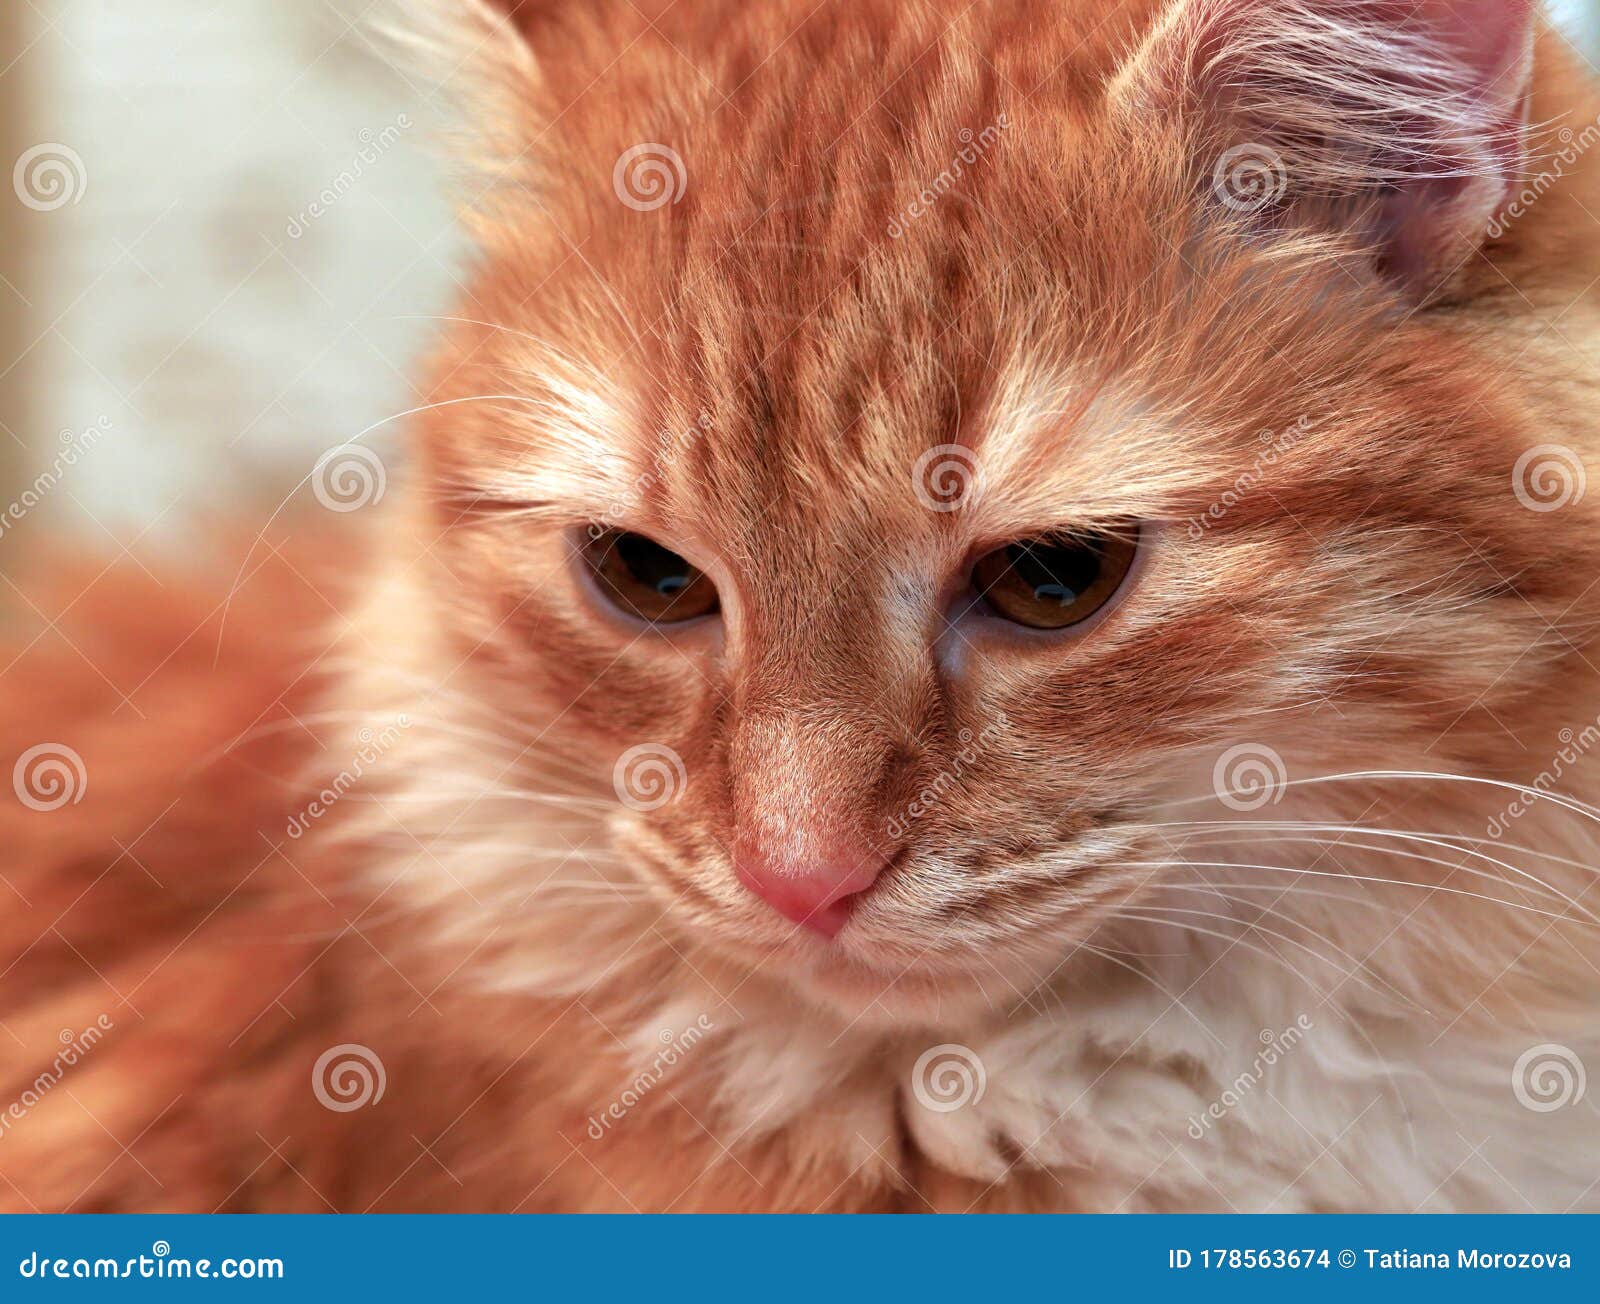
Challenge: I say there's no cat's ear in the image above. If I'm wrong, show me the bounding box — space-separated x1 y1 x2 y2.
1113 0 1535 296
476 0 556 43
384 0 542 72
379 1 545 184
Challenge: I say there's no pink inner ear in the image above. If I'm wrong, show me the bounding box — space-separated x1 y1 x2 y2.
1169 0 1538 290
1389 0 1535 167
1356 1 1536 283
1196 0 1533 77
1200 0 1536 165
1402 0 1534 81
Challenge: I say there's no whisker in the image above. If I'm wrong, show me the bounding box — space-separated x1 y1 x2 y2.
1158 827 1583 911
346 790 611 809
1094 907 1330 994
1120 859 1600 928
1128 818 1599 919
1069 941 1230 1047
1160 879 1405 914
1111 901 1425 1013
1175 769 1600 828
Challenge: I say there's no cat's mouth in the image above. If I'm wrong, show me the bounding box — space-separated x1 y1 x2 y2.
653 878 1123 1026
682 921 1007 1023
616 818 1150 1023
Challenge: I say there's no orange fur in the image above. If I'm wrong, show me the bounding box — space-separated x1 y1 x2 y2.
5 0 1600 1211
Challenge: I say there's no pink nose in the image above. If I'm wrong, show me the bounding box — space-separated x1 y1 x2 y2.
734 838 889 938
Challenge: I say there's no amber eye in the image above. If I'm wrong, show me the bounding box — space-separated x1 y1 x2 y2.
582 529 719 624
970 527 1139 629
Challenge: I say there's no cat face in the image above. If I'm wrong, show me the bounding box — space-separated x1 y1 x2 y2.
403 0 1597 1020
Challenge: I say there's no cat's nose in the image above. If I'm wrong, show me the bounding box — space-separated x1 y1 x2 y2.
733 838 890 938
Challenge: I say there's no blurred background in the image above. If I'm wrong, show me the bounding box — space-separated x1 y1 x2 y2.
0 0 1598 557
0 0 464 565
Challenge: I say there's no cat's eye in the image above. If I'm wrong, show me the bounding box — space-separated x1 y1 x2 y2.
969 527 1139 630
581 529 719 624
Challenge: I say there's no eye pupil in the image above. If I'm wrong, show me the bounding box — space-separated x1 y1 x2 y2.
615 532 694 596
971 528 1138 630
583 529 719 624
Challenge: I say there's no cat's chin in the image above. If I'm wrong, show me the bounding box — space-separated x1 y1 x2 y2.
705 935 1023 1030
783 959 1000 1028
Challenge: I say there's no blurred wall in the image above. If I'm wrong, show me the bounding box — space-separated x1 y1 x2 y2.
0 4 33 513
1555 0 1600 60
6 0 461 551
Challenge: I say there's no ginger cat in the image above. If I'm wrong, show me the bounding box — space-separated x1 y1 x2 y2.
4 0 1600 1211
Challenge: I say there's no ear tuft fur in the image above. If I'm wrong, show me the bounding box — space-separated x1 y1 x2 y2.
1115 0 1536 292
367 0 545 191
